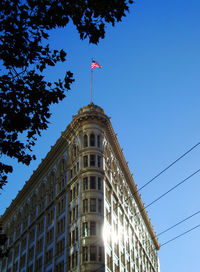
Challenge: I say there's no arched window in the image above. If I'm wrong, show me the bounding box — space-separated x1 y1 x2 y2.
84 135 88 148
90 133 95 146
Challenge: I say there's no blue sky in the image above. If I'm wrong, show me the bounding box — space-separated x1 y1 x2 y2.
1 0 200 271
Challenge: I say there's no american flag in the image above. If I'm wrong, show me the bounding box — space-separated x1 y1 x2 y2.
91 60 102 69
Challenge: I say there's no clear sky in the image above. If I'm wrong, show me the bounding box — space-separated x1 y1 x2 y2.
1 0 200 271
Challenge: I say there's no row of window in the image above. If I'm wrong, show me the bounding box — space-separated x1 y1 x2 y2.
83 134 101 148
10 197 66 244
68 251 78 269
69 182 79 202
83 198 102 213
69 227 78 246
83 176 101 190
82 221 99 237
82 246 103 262
69 205 78 223
83 154 101 168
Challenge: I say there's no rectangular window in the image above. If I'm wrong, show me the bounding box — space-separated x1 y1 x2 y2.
90 176 96 189
97 156 101 167
83 246 88 262
73 187 76 199
69 211 72 224
83 177 88 190
98 199 102 213
98 247 103 262
83 222 88 237
90 246 96 261
90 198 96 212
90 134 95 146
98 177 101 190
84 135 88 148
97 135 100 148
83 156 88 167
83 199 88 213
70 190 72 202
90 221 96 236
90 155 95 166
75 227 78 241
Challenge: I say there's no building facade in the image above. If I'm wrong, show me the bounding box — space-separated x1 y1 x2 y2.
0 104 160 272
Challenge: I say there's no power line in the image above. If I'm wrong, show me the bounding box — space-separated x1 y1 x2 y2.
114 142 200 217
157 210 200 237
142 168 200 212
138 142 200 192
160 223 200 247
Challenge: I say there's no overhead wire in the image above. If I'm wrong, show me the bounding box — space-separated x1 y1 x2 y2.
160 223 200 247
156 209 200 237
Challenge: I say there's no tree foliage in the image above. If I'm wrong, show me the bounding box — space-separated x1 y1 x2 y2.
0 0 133 189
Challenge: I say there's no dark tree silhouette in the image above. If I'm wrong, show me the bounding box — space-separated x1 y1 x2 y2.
0 0 133 189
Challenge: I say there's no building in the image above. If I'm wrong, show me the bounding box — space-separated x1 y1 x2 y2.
0 103 160 272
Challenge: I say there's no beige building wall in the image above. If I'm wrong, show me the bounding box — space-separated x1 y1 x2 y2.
0 104 160 272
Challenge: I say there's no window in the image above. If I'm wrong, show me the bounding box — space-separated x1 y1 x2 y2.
27 265 33 272
90 155 95 166
90 176 96 189
83 246 88 262
98 247 103 262
46 228 54 244
56 238 65 256
97 156 101 167
69 211 72 224
75 227 78 241
76 183 79 196
36 256 43 271
28 246 34 260
90 246 96 261
90 133 95 146
90 198 96 212
55 260 64 272
14 244 19 258
97 135 100 148
69 190 72 202
73 187 76 199
83 222 88 237
98 199 102 213
90 221 96 236
45 248 53 264
98 177 101 190
107 254 113 270
57 216 65 235
13 261 18 272
47 208 54 225
57 196 65 215
83 199 88 213
84 135 88 147
83 177 88 190
37 218 44 234
83 155 88 167
37 237 43 252
20 253 26 268
21 236 27 250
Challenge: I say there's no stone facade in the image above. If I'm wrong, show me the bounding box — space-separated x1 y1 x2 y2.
0 104 160 272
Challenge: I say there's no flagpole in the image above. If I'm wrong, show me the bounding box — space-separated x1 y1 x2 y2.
91 67 93 104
